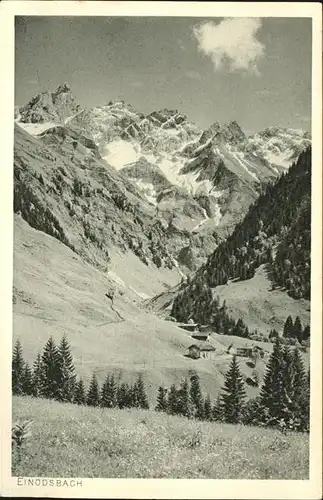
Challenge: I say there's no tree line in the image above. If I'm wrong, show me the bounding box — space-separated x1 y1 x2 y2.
171 148 311 326
12 336 309 432
156 340 309 432
12 336 149 410
269 315 310 344
173 282 310 344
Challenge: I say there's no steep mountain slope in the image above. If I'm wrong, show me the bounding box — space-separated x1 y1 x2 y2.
14 118 220 295
170 148 311 334
14 215 273 402
14 123 178 273
16 84 311 249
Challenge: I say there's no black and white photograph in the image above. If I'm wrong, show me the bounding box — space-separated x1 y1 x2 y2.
0 1 322 499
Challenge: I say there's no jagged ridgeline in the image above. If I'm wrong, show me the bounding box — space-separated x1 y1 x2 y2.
172 147 311 324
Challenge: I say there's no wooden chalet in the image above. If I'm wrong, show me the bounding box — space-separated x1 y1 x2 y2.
188 342 216 360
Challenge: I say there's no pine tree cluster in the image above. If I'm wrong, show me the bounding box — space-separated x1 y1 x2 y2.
12 337 149 410
282 315 310 343
221 345 309 432
12 336 76 401
171 148 311 325
85 372 150 410
13 337 309 433
253 340 310 432
155 371 214 421
155 346 309 433
172 293 260 339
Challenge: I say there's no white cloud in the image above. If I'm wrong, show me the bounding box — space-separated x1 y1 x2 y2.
193 18 265 75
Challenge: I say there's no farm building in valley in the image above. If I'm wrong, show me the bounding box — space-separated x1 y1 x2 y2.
177 323 211 340
188 342 216 360
236 347 254 357
227 345 265 358
191 331 209 341
177 322 199 333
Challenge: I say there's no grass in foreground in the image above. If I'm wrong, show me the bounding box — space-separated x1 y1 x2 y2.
12 396 309 479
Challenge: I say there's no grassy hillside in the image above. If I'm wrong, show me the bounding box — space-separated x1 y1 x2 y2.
213 265 310 334
15 214 303 402
147 265 310 336
12 396 309 479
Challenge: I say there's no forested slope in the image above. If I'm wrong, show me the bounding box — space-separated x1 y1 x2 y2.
171 148 311 327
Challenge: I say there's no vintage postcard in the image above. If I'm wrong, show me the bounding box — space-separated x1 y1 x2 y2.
0 1 322 498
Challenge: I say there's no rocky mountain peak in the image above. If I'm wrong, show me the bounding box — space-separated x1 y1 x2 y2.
53 82 72 95
199 120 246 146
199 122 221 144
219 120 246 144
147 109 188 128
19 83 80 125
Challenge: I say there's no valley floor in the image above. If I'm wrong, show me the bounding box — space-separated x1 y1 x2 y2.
12 396 309 479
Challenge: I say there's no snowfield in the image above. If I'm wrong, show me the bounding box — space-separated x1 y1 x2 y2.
103 139 141 169
15 121 58 136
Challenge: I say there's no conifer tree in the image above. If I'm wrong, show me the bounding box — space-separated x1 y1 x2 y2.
57 335 76 402
100 374 117 408
74 378 86 405
12 339 25 395
221 356 246 423
203 394 212 421
300 368 310 432
167 384 179 415
233 318 248 338
117 382 132 409
291 349 309 430
302 325 310 342
133 373 149 409
269 328 279 340
22 362 33 396
177 379 194 418
283 315 294 338
293 316 303 342
282 345 294 397
242 396 262 426
155 386 168 412
40 336 61 400
291 349 306 394
128 382 138 408
32 353 43 397
189 371 204 419
86 373 100 407
259 339 286 424
212 396 223 421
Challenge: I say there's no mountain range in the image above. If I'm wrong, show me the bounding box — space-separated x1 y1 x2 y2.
13 83 311 401
15 83 311 269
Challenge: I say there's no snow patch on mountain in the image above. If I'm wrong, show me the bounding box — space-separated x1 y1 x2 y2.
231 151 260 182
16 121 58 136
264 150 294 169
157 156 215 195
102 137 215 197
103 139 141 169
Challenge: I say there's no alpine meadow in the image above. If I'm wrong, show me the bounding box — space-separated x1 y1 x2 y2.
12 15 314 481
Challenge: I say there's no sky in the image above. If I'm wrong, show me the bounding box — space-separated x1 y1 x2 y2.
15 16 312 134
